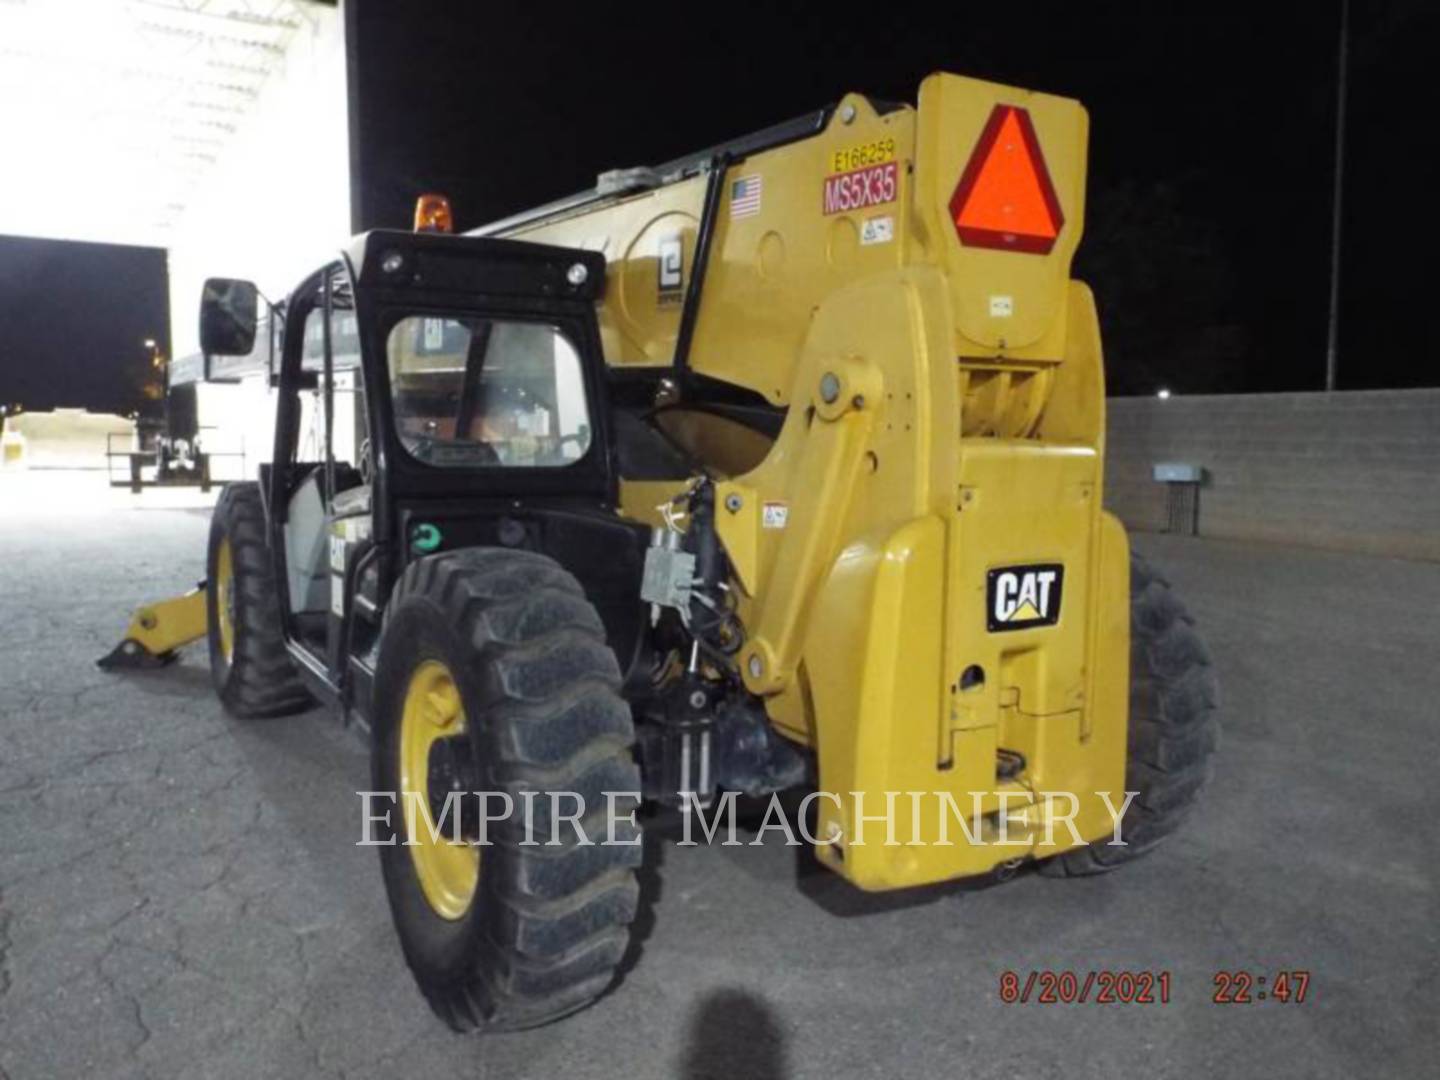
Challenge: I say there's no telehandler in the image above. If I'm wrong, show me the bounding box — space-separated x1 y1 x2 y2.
103 73 1219 1030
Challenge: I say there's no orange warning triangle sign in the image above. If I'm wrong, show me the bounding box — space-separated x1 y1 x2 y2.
949 105 1065 255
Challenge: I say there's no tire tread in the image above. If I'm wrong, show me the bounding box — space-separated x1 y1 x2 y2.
377 547 641 1032
207 482 314 718
1039 551 1219 878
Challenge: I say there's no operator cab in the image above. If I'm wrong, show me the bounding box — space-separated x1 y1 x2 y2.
199 229 644 723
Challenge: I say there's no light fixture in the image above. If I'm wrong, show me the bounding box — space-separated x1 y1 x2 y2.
1157 388 1171 400
413 194 453 233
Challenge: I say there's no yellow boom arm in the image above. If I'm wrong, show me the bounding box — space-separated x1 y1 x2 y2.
495 73 1130 888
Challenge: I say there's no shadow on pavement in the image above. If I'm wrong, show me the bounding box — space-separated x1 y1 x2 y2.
615 817 666 982
680 988 789 1080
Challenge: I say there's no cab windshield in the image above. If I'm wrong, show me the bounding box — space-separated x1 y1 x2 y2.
386 315 592 468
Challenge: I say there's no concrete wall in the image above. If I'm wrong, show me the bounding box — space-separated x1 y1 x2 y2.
1104 389 1440 561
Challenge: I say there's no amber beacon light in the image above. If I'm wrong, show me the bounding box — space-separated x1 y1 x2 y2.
413 193 454 233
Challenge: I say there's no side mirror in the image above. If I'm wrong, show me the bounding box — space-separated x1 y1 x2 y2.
199 277 259 357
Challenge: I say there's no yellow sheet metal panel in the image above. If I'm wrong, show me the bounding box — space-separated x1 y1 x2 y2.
99 587 208 669
703 267 951 696
735 357 881 695
712 480 760 595
128 589 208 653
617 256 1118 888
654 409 774 477
507 72 1086 430
944 440 1098 740
912 72 1088 360
1035 280 1105 447
690 95 913 403
728 269 1111 888
617 479 693 529
800 508 1131 890
512 72 1123 889
507 93 915 406
1072 511 1131 837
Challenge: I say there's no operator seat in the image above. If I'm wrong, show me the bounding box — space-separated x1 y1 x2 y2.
283 465 367 615
284 470 330 614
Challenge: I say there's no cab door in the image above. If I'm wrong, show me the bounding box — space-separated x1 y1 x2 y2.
268 261 372 691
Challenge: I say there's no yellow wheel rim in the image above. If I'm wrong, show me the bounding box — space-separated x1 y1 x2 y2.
400 659 480 919
215 538 235 664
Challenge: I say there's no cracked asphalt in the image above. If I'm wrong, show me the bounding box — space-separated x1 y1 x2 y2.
1 470 1437 1079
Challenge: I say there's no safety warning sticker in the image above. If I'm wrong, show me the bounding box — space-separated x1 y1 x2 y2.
762 502 789 529
860 215 895 245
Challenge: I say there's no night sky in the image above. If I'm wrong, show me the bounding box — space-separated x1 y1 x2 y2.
347 0 1437 396
0 235 169 415
1 1 1434 415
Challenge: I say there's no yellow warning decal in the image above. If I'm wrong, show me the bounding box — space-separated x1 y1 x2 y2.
828 137 896 175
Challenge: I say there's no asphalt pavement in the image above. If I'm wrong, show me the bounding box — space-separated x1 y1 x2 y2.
1 470 1436 1079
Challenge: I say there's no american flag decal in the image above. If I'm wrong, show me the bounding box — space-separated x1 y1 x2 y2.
729 174 762 218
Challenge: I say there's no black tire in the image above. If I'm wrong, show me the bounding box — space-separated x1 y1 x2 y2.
206 482 315 718
372 547 643 1032
1039 551 1220 876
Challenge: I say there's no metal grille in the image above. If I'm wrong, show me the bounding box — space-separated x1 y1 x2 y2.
1164 482 1201 536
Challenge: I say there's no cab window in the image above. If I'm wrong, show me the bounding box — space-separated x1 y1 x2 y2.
386 316 591 468
298 304 365 472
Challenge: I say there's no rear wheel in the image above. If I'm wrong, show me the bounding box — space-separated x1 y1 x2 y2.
372 547 643 1031
1039 551 1220 876
206 482 314 718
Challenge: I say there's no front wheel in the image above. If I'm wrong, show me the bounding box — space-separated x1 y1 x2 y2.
372 548 643 1031
206 482 314 718
1040 551 1220 876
